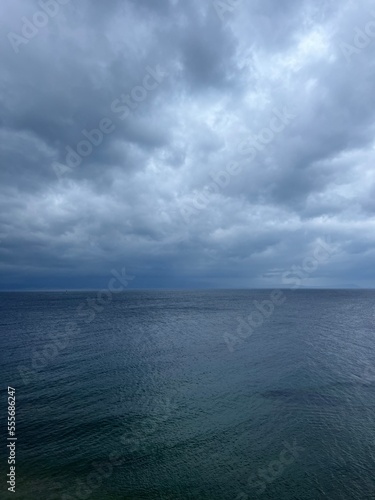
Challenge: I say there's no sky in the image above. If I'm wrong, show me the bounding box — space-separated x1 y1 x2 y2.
1 0 375 290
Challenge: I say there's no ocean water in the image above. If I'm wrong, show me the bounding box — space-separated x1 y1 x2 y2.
1 290 375 499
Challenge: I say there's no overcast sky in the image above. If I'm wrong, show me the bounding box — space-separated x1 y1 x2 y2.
1 0 375 290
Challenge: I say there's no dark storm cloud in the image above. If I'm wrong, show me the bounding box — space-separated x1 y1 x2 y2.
1 0 375 289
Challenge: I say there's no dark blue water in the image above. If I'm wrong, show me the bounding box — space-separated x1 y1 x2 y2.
1 290 375 499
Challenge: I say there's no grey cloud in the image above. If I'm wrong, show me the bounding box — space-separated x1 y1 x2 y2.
1 0 375 289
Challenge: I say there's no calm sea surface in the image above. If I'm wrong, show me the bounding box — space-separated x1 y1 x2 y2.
1 290 375 499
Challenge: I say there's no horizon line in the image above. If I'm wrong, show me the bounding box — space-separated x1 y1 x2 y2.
0 287 372 293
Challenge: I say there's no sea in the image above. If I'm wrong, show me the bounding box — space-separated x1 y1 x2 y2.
1 290 375 499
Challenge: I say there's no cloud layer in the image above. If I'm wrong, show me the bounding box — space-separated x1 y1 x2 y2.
1 0 375 289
